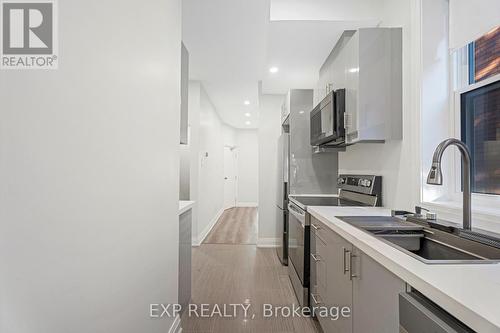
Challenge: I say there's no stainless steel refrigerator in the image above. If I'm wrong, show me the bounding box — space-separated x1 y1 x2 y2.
276 132 289 265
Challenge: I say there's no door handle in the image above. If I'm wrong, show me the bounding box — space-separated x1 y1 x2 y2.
349 253 358 280
343 247 349 274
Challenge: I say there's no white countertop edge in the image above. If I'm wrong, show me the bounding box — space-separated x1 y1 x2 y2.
307 206 500 333
179 201 195 215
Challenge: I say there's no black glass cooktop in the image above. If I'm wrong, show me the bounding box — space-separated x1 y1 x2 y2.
289 196 369 208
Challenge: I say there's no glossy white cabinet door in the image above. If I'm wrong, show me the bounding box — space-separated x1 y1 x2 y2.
344 32 359 144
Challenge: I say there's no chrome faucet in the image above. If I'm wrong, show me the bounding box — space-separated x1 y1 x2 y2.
426 138 472 230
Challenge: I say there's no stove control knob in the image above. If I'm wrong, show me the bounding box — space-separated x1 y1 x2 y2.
358 179 372 187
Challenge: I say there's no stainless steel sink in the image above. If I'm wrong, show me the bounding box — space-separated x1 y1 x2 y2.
337 216 500 264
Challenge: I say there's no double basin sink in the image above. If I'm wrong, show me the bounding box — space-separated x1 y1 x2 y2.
338 216 500 264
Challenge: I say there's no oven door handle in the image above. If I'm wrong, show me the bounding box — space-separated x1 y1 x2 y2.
288 203 306 225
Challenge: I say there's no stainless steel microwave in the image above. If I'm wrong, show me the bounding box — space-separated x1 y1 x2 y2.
310 89 346 146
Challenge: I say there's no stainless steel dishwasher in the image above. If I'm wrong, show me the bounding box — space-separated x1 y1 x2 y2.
399 291 474 333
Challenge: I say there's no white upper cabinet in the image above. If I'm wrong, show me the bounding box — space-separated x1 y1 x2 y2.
346 28 402 144
344 32 359 144
317 28 403 144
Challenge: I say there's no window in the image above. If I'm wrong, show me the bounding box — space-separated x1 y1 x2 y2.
453 26 500 90
461 80 500 195
453 25 500 197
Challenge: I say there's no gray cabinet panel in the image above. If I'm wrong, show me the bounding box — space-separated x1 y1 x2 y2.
180 42 189 144
310 226 318 296
326 230 353 333
310 217 352 333
352 247 406 333
178 209 192 313
311 217 405 333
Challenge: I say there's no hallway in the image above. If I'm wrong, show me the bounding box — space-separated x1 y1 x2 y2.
204 207 258 245
182 208 320 332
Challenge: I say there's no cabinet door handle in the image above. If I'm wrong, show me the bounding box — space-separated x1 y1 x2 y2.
311 293 323 305
311 223 320 230
349 253 358 280
343 247 349 274
311 253 321 262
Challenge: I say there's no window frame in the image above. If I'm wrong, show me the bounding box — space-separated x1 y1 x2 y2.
451 73 500 205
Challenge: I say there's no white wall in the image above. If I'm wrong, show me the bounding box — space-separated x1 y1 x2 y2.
335 0 420 211
421 0 452 203
223 124 237 147
258 94 284 246
0 0 182 332
236 130 259 205
192 83 226 243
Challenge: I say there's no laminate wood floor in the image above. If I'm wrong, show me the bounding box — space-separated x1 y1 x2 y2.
204 207 258 245
181 244 321 333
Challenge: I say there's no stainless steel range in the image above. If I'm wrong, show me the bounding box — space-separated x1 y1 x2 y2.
287 174 382 307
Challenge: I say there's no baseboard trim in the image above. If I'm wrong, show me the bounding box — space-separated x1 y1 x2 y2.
192 207 224 246
235 202 258 207
257 237 280 248
169 314 182 333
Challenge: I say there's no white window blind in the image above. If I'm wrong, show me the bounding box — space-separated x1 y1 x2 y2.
449 0 500 50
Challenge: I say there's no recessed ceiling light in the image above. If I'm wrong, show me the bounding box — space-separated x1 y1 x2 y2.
348 67 359 73
269 66 279 73
299 110 305 114
245 121 251 125
245 112 251 117
244 100 250 105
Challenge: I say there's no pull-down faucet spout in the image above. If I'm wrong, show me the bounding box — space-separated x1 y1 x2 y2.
426 138 472 230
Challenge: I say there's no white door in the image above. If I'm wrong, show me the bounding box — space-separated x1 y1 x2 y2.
223 147 237 209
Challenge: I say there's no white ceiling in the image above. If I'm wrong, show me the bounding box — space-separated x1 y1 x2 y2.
269 0 384 21
262 20 379 95
182 0 382 129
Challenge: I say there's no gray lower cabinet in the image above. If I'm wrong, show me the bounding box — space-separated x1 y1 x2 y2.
310 216 405 333
178 209 192 314
351 247 406 333
311 218 352 332
326 226 353 333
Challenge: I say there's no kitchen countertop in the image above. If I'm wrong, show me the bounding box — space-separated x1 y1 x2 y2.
179 201 195 215
307 206 500 333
